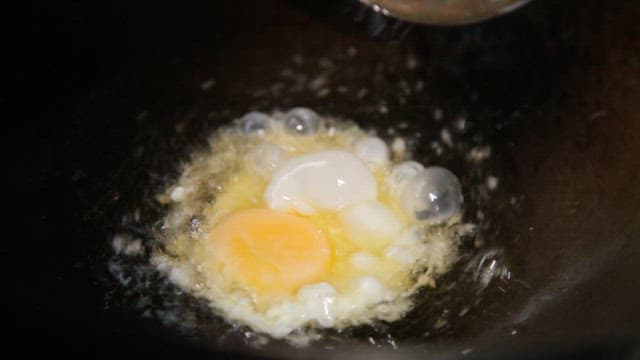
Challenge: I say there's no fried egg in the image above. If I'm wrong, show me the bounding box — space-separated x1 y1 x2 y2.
153 108 463 340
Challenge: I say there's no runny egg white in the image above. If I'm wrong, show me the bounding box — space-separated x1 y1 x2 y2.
153 108 463 340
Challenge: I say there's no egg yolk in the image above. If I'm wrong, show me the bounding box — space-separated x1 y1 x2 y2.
207 209 332 298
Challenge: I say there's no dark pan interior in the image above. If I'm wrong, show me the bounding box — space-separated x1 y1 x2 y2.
9 0 639 358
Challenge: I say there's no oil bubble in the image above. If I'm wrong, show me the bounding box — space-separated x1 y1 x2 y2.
387 161 425 197
402 166 462 222
354 137 390 167
240 112 271 135
284 108 320 135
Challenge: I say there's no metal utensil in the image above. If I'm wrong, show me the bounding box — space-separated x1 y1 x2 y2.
360 0 532 25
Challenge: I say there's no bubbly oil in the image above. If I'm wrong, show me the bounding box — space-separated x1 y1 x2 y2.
150 113 460 340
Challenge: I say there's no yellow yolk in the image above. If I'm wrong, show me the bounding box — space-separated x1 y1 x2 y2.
206 209 332 299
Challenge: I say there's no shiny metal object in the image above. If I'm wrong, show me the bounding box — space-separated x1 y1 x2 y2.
360 0 532 25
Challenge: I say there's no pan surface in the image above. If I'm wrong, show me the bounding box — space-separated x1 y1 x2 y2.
8 0 639 358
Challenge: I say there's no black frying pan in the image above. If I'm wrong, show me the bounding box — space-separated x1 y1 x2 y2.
9 0 640 358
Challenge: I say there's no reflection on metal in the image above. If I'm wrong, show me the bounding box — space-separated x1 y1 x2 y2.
360 0 532 25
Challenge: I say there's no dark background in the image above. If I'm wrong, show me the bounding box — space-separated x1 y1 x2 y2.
5 0 640 358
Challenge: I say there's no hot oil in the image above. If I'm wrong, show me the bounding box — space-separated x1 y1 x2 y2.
106 40 515 350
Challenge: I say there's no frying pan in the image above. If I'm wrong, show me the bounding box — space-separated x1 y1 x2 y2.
9 0 639 358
